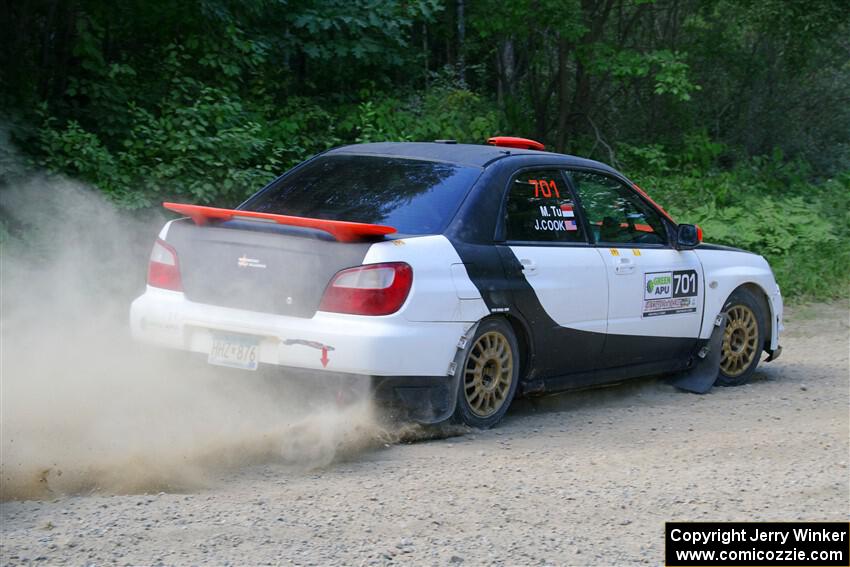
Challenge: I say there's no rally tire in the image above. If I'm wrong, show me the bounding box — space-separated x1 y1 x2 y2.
453 318 520 429
716 287 765 387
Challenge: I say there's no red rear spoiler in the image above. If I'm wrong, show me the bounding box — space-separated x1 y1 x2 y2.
162 203 397 242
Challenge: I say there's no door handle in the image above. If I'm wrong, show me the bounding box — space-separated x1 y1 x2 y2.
520 258 538 275
615 257 636 275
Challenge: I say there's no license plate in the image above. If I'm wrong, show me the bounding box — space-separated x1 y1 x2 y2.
208 333 260 371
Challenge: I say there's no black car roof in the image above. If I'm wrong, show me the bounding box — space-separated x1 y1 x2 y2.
326 142 618 173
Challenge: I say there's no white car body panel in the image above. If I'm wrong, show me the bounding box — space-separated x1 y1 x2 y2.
508 245 608 334
361 235 489 323
695 249 783 349
132 234 784 376
132 225 783 380
601 247 705 338
131 286 473 377
158 219 175 240
131 234 487 377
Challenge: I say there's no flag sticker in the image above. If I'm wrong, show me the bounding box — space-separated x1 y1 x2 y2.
534 200 579 233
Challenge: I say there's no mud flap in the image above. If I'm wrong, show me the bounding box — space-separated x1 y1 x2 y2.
382 322 479 425
671 314 727 394
423 321 479 424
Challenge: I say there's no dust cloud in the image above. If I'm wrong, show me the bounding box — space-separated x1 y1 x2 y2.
0 169 417 501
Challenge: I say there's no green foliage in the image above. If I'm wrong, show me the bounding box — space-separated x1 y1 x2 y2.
589 47 701 102
630 157 850 301
686 197 834 258
38 81 286 208
289 0 442 63
35 79 498 208
2 0 848 302
680 131 725 171
472 0 585 40
648 51 702 102
346 84 500 144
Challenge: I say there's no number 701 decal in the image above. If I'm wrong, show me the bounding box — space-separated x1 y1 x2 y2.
643 269 699 317
673 271 697 297
529 179 560 198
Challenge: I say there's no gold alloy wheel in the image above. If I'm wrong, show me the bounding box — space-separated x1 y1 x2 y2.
720 304 759 377
463 331 514 418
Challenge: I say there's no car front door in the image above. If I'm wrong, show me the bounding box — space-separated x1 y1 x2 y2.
567 169 704 368
498 168 609 378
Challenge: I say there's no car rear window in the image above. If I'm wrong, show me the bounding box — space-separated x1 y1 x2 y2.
242 154 481 235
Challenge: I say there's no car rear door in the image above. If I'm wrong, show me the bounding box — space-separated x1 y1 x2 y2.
497 168 609 377
566 169 704 368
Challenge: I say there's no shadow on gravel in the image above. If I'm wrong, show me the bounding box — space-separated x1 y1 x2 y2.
505 365 777 422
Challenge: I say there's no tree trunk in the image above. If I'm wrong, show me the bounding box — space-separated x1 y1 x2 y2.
555 36 571 153
423 22 429 88
496 39 516 106
457 0 466 85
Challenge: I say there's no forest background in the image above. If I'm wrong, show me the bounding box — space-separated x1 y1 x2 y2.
1 0 848 299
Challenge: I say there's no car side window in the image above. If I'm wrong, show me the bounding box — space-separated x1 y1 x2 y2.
567 170 667 245
505 170 585 243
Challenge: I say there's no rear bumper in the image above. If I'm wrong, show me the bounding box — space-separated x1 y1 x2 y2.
371 374 457 423
244 365 458 424
130 286 470 378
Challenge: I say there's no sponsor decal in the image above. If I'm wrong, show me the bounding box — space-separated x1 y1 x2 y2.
645 273 673 297
643 269 699 317
237 254 267 269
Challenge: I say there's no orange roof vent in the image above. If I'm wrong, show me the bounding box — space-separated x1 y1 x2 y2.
487 136 545 151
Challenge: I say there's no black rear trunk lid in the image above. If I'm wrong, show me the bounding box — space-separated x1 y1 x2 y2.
166 220 371 318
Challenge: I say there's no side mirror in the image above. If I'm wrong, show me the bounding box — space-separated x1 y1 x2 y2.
676 224 703 249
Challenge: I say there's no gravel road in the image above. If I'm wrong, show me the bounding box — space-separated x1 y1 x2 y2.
2 301 848 566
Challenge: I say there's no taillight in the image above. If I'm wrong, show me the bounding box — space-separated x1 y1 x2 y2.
319 262 413 316
147 238 183 291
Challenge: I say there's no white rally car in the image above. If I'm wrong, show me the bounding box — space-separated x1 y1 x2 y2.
131 137 783 428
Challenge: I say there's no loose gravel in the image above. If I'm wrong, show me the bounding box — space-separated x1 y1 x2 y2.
2 302 848 566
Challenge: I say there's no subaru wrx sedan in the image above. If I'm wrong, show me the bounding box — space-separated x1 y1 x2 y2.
131 138 783 428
